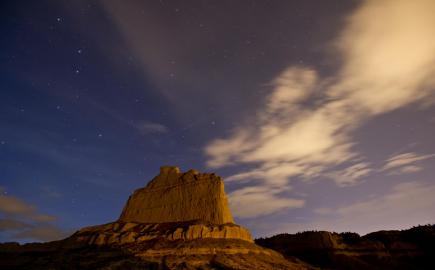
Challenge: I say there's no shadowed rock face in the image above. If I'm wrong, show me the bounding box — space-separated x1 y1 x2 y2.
256 225 435 270
119 166 235 225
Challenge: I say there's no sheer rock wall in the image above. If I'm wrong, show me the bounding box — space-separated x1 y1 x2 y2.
119 166 234 225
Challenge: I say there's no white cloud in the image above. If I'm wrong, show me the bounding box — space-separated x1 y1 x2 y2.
229 186 304 218
206 0 435 217
332 0 435 115
381 152 435 174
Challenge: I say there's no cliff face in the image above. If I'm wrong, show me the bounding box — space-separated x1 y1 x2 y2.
119 166 234 224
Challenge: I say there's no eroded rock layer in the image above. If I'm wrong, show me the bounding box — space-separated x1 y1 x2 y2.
70 220 253 246
119 166 234 224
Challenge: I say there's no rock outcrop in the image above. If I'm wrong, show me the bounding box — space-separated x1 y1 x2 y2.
119 166 234 225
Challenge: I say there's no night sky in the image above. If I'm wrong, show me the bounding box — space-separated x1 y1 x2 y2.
1 0 435 243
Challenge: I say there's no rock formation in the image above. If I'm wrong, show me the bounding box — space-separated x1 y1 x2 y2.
69 166 250 246
119 166 234 224
0 166 314 269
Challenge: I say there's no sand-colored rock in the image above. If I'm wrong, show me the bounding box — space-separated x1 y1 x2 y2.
70 220 253 245
119 166 234 224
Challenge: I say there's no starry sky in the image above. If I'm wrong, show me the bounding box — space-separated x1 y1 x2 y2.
1 0 435 243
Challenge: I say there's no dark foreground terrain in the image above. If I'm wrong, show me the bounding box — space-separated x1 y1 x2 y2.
0 238 312 270
0 221 312 270
256 224 435 270
1 224 434 269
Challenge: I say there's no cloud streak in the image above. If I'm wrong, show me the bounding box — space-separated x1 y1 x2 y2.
0 191 56 223
0 187 70 242
229 186 304 218
134 121 168 134
381 152 435 175
205 0 435 217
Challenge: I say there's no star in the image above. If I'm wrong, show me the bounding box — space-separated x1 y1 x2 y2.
98 133 103 137
77 49 82 54
0 141 5 145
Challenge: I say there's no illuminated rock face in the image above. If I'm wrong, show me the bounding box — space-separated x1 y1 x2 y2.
118 166 235 225
72 221 253 245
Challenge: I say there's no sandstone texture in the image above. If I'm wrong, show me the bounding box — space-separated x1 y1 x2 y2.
70 220 253 245
119 166 234 225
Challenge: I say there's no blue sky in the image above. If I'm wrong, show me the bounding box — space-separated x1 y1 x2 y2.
1 0 435 242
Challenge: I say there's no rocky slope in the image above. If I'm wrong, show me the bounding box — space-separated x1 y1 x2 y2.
256 224 435 270
0 237 313 270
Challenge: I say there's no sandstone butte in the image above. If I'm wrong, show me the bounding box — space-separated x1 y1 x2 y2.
0 166 313 270
119 166 235 225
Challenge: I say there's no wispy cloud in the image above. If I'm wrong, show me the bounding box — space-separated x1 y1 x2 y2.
134 120 168 134
205 0 435 217
0 187 70 242
0 219 31 231
327 162 372 187
85 97 168 136
261 181 435 236
0 191 56 223
381 152 435 175
229 186 304 218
